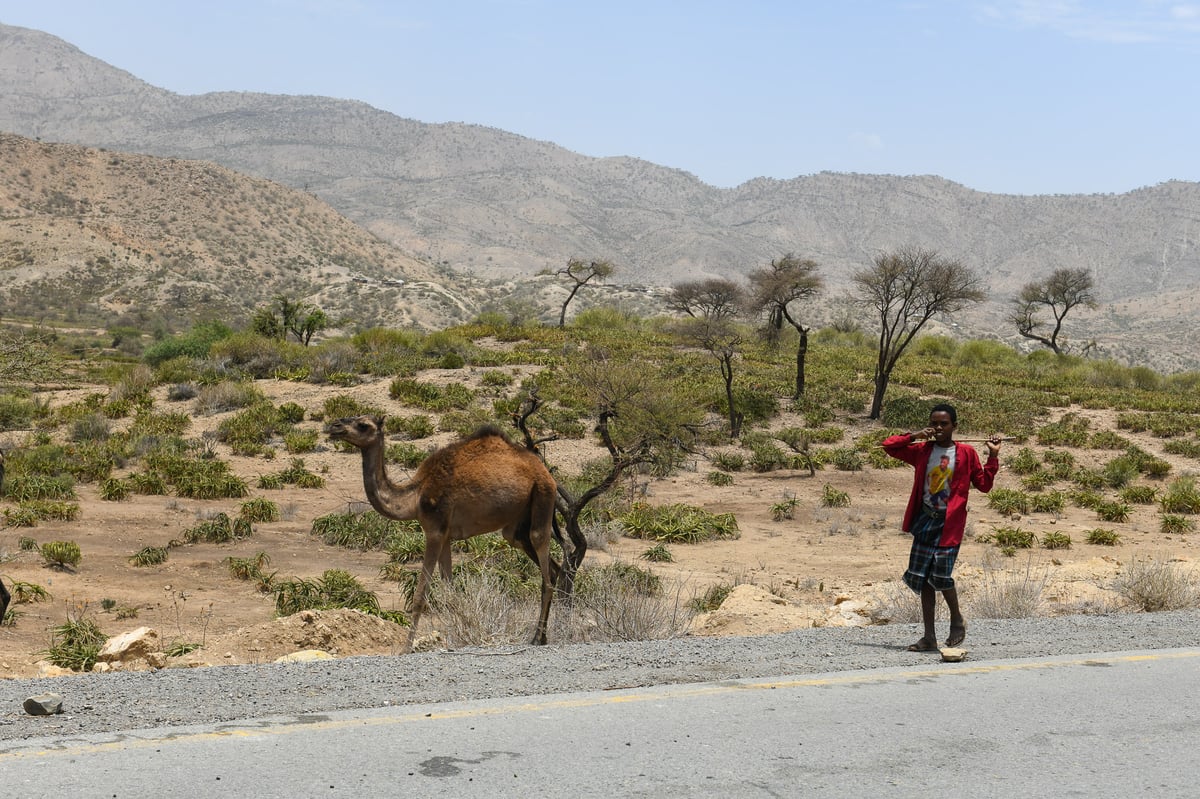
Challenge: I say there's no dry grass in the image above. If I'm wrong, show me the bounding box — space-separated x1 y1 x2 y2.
965 553 1049 619
1113 554 1200 612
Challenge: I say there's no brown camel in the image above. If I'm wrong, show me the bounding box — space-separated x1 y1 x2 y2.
326 415 562 645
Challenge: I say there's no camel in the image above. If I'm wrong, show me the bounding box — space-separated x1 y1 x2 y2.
326 416 563 645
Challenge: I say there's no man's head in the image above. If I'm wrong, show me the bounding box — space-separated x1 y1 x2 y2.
929 403 957 446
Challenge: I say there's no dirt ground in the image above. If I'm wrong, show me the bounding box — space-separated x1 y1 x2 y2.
2 375 1197 679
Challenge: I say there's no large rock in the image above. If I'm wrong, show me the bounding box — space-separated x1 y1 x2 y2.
23 693 63 715
98 627 160 664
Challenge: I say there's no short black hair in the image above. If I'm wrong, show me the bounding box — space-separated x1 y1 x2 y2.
930 402 957 425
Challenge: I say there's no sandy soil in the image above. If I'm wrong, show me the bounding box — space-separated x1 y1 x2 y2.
2 375 1197 679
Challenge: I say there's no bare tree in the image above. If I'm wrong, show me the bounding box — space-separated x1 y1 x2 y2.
747 254 823 399
852 247 984 419
1010 267 1096 355
552 259 615 328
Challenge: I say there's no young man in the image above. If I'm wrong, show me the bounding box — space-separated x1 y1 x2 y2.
882 403 1001 651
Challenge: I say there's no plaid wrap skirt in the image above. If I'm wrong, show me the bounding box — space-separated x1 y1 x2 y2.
903 505 959 592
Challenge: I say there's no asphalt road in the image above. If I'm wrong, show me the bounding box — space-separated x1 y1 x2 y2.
3 648 1197 798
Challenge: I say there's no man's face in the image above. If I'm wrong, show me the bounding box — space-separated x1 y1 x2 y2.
929 411 956 445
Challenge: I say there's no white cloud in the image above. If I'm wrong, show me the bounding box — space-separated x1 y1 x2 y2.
979 0 1200 44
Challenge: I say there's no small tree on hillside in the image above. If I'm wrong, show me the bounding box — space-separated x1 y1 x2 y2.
251 295 328 346
1010 267 1097 355
669 278 747 439
852 247 984 419
551 259 615 328
747 254 823 399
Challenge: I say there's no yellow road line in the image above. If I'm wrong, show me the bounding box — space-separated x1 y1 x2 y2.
4 649 1197 762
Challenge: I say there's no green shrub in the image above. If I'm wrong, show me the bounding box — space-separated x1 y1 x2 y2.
239 497 281 523
1160 476 1200 514
820 484 851 508
1120 485 1159 504
689 582 734 613
129 546 169 566
388 415 436 440
831 447 863 472
273 569 382 616
1095 501 1132 523
1085 528 1120 545
386 442 429 469
283 429 319 453
640 543 674 563
1040 531 1071 550
1008 447 1042 475
312 510 421 551
706 471 734 486
619 502 740 543
711 451 745 472
749 439 788 472
1160 514 1196 535
770 496 800 521
143 321 233 366
987 488 1029 517
182 512 253 544
320 394 385 422
980 526 1036 549
40 614 107 671
99 478 131 501
41 540 83 568
1020 470 1056 492
1029 491 1066 514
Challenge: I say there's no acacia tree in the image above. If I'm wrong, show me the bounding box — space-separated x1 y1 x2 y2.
1010 267 1096 355
551 259 615 328
669 278 746 438
513 355 703 595
251 295 328 346
747 254 823 399
852 247 984 419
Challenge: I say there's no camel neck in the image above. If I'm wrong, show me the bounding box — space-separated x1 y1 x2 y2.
358 437 419 520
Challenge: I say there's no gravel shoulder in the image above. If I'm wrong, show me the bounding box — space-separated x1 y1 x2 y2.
3 610 1198 742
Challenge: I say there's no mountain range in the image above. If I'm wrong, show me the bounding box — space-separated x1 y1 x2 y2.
1 22 1198 371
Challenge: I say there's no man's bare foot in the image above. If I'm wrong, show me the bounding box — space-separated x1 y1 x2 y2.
906 637 938 652
946 623 967 647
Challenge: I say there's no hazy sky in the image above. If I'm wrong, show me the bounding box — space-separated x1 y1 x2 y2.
4 1 1198 195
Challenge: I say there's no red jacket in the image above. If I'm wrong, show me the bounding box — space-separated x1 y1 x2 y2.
881 434 998 547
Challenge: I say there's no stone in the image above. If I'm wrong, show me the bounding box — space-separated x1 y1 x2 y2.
940 647 967 662
36 661 74 678
23 693 64 716
98 627 160 664
274 649 333 664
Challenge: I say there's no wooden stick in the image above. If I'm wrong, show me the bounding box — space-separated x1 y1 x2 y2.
872 437 1015 448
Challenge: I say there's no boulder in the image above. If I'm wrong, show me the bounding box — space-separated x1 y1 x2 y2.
23 693 63 716
98 627 161 664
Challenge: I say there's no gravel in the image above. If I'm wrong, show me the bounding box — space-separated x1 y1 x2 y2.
3 610 1198 741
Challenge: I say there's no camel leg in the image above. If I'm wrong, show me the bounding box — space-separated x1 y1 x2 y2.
406 533 449 648
0 578 9 625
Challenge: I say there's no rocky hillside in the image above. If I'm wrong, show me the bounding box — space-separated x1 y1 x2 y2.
0 132 470 330
2 23 1200 369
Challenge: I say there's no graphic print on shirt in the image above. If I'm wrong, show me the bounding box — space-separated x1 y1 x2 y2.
923 445 956 511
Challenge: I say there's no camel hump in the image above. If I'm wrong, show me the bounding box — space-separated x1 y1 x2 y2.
465 424 511 444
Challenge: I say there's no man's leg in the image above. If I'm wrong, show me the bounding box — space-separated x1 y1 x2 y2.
943 587 966 646
906 582 939 650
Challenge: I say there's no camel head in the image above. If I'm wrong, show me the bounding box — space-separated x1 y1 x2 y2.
326 415 385 450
